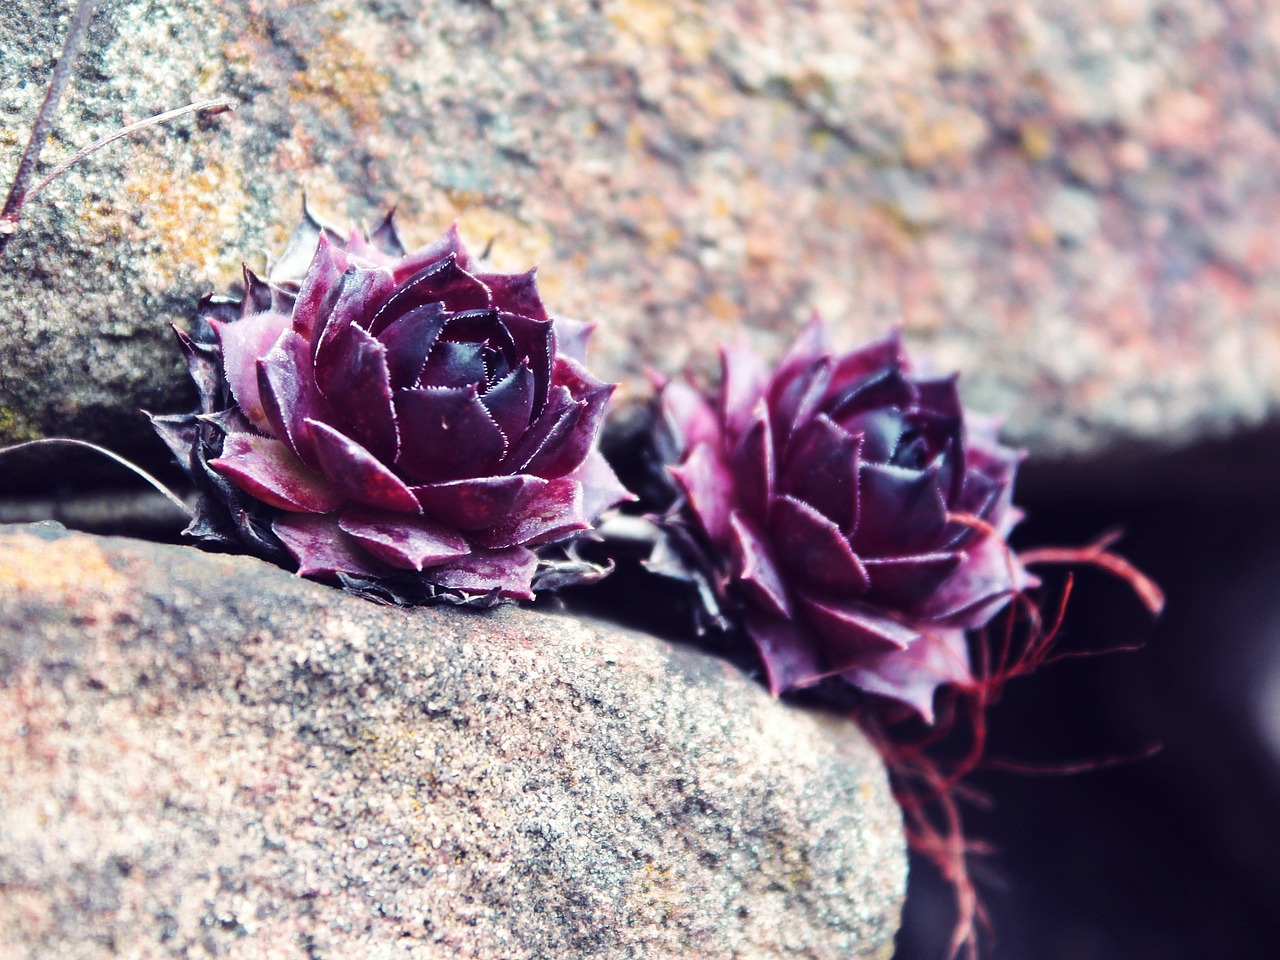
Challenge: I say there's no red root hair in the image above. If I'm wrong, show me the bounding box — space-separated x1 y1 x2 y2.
856 527 1163 959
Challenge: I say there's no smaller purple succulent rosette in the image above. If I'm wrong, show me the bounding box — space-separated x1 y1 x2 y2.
653 323 1038 720
150 202 630 604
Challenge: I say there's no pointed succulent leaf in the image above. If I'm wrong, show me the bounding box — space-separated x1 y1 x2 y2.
670 442 734 546
315 322 399 462
769 355 832 441
377 301 447 390
388 222 474 283
919 533 1036 628
170 324 224 414
913 373 963 420
210 432 345 513
863 552 966 610
718 340 768 441
744 608 826 696
572 448 636 521
241 265 275 316
847 407 905 463
338 507 471 570
342 228 398 267
473 477 588 550
273 512 388 579
827 364 915 426
504 384 580 475
290 233 348 339
305 418 421 514
827 327 907 392
728 512 791 619
965 440 1023 524
429 547 540 600
520 356 613 478
312 265 397 368
257 330 334 468
394 386 507 483
438 309 517 360
660 379 722 456
731 402 774 519
419 339 491 389
195 293 241 332
940 469 1002 551
797 595 918 662
477 269 548 322
413 474 547 531
496 311 554 413
772 315 828 382
778 413 860 533
853 462 948 558
369 208 407 258
841 626 972 723
368 254 490 335
768 494 870 597
147 412 200 478
270 196 345 287
212 311 291 431
480 363 536 439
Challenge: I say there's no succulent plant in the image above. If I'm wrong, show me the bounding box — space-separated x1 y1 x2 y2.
651 323 1037 719
150 202 630 604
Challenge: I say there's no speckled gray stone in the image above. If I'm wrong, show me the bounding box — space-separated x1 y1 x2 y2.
6 0 1276 467
0 524 905 959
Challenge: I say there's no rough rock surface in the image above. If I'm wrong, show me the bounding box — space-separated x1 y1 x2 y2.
4 0 1277 465
0 523 906 960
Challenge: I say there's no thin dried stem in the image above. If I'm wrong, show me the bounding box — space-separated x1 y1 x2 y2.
0 0 100 239
0 438 192 518
21 96 238 208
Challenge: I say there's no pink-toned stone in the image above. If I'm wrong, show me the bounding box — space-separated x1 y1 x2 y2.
3 0 1278 465
0 524 905 959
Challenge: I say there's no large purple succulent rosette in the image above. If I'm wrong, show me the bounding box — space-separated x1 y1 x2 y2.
151 204 630 603
654 323 1038 720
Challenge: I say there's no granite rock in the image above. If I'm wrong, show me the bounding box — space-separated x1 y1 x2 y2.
0 524 906 959
4 0 1278 466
